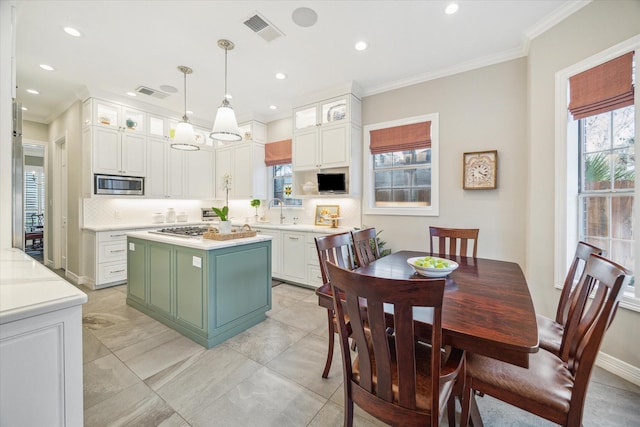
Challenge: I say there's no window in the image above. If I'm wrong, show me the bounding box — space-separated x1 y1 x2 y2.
364 114 439 216
555 41 638 310
24 168 45 231
272 163 301 207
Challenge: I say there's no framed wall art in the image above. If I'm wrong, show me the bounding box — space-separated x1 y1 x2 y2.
463 150 497 190
315 205 340 226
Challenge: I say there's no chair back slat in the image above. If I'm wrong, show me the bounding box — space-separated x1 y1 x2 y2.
315 232 355 284
352 228 381 267
555 241 603 325
429 226 479 258
326 261 448 424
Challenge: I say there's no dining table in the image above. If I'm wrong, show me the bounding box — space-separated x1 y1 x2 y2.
315 250 539 368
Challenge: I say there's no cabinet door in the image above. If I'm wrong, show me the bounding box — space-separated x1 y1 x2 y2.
127 238 147 305
292 129 318 171
233 144 253 198
93 99 120 129
319 124 349 168
185 148 214 199
148 243 172 316
167 148 184 198
121 132 146 176
320 96 349 126
146 137 166 198
175 248 206 331
294 104 317 130
214 147 232 200
257 229 281 277
281 232 306 283
93 126 121 175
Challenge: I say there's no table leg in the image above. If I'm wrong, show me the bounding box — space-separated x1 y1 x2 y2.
468 392 483 427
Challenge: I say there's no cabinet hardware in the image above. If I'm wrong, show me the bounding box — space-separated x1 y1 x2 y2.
110 234 126 237
110 269 125 273
110 249 125 253
288 236 300 240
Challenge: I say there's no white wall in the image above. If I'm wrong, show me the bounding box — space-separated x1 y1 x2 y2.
527 0 640 369
361 58 528 265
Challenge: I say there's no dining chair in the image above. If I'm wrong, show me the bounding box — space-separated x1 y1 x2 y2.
325 260 464 427
537 241 603 356
428 226 479 258
314 232 357 378
460 253 632 427
351 227 380 267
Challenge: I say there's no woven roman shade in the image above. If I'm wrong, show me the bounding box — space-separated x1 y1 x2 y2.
568 51 635 120
369 121 431 154
264 139 292 166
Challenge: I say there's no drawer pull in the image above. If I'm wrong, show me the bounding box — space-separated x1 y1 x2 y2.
110 249 126 253
110 234 126 238
288 236 300 240
110 269 125 274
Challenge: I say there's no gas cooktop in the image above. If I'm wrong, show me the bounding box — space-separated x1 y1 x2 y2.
149 226 210 238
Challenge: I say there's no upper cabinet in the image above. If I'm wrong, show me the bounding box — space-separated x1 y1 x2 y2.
214 141 266 200
238 120 267 143
292 94 362 195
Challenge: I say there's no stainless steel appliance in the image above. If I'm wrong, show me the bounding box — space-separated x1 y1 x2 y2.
201 208 219 222
149 226 210 238
12 101 23 249
94 174 144 195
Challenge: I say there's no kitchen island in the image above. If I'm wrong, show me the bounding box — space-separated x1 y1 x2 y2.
126 230 272 348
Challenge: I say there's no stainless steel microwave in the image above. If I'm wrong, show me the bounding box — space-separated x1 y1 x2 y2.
94 174 144 195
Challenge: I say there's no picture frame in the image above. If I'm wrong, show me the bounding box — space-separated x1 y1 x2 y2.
463 150 498 190
315 205 340 226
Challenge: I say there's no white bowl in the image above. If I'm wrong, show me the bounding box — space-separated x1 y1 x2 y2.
406 256 459 278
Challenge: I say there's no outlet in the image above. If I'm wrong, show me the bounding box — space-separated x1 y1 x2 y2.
115 209 122 219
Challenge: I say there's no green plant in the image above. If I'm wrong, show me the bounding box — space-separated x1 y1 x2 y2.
212 206 229 221
250 199 261 216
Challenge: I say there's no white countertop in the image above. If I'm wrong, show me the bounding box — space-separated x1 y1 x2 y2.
127 230 273 250
0 249 87 324
84 221 353 234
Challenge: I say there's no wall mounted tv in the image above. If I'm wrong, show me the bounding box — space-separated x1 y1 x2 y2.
317 173 346 194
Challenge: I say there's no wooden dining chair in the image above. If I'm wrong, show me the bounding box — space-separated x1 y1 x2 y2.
314 232 356 378
429 226 479 258
460 253 631 427
326 260 464 427
351 227 380 267
537 241 603 356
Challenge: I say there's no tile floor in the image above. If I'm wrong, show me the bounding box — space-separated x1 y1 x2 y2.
76 279 639 426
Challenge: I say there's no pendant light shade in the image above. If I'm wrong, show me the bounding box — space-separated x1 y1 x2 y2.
171 65 200 151
210 39 242 142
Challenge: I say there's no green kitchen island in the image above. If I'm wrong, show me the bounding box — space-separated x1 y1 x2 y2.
125 230 272 348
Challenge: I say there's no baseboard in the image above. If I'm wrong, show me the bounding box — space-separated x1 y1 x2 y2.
64 270 81 286
596 351 640 387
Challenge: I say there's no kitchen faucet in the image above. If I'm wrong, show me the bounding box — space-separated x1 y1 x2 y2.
268 198 285 224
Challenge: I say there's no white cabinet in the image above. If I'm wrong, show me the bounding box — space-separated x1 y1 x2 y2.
293 94 361 171
147 137 185 198
185 146 215 199
254 228 281 277
92 230 129 289
148 114 179 141
87 98 146 132
306 233 325 288
281 231 307 283
92 126 146 176
215 141 266 200
238 120 267 143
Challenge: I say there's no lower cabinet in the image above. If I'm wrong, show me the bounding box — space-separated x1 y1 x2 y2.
126 237 271 348
281 231 307 283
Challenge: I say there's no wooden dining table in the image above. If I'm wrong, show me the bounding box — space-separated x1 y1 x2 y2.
316 250 539 368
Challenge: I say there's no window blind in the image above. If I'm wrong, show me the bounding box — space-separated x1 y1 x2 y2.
264 139 292 166
369 121 431 154
568 51 635 120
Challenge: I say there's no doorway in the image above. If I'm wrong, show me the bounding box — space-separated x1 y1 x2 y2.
22 142 46 262
51 135 67 271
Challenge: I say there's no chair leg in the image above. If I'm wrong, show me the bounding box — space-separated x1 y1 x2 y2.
322 309 335 378
460 375 472 427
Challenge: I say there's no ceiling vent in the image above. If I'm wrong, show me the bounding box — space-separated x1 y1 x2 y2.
135 86 169 99
243 13 284 42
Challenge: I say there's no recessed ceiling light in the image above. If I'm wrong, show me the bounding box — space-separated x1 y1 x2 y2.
21 106 28 111
126 91 137 97
160 85 178 94
355 41 368 51
39 64 55 71
292 7 318 28
269 105 278 110
63 26 82 37
275 72 286 80
26 89 39 95
445 3 459 15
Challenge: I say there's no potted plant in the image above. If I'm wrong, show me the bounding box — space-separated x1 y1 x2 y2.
212 206 231 233
250 199 261 221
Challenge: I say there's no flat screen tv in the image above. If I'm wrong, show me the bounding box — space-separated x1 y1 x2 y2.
317 173 346 194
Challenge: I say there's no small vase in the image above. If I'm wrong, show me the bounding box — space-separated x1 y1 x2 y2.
218 220 232 234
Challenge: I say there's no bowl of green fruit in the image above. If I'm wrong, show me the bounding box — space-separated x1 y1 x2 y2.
407 256 459 278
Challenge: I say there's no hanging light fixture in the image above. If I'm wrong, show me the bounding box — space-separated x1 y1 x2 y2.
210 39 242 142
171 65 199 151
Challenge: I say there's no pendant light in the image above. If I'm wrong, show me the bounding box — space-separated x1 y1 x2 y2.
210 39 242 142
171 65 199 151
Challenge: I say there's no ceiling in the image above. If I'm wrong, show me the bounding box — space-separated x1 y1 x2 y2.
14 0 587 126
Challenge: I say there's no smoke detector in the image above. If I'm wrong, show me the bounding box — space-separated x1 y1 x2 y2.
135 86 169 99
244 12 284 42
